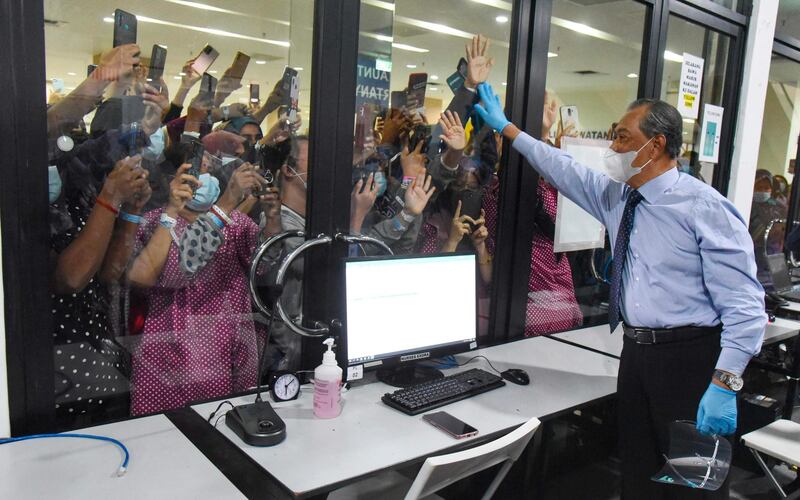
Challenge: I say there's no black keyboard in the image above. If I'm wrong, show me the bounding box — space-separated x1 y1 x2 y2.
381 368 506 415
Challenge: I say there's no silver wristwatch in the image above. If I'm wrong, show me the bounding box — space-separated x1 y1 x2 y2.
713 370 743 392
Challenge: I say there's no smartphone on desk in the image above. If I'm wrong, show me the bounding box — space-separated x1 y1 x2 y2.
422 411 478 439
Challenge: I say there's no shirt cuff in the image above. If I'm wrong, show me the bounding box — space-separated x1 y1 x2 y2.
715 347 752 377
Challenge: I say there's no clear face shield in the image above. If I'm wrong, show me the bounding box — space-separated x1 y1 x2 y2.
651 420 732 491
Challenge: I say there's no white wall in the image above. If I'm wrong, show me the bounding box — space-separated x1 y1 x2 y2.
727 0 779 220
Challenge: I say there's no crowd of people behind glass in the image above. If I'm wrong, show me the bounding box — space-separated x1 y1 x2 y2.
47 34 587 430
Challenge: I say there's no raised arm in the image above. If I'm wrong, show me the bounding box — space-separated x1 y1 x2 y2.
474 83 611 225
128 164 198 288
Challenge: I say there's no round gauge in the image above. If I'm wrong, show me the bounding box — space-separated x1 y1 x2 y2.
270 371 301 402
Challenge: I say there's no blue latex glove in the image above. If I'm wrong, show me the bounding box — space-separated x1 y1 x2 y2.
473 83 511 133
696 383 737 436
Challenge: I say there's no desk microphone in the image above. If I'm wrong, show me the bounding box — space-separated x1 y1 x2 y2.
225 284 287 446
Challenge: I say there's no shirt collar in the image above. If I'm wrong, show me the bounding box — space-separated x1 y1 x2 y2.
632 167 680 204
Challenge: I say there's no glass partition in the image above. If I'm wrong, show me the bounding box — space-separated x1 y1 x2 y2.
352 0 513 338
44 0 314 430
533 0 648 334
660 16 731 187
749 53 800 284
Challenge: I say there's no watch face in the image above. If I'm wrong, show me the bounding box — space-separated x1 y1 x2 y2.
271 373 300 401
728 377 744 391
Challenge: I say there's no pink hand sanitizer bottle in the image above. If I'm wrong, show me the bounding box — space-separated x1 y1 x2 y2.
313 338 342 419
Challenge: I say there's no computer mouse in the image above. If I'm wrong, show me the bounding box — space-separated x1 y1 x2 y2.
501 368 530 386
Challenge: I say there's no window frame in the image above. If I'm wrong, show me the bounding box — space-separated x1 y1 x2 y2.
0 0 754 434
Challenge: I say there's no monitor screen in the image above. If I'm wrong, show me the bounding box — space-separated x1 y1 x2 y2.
345 253 477 366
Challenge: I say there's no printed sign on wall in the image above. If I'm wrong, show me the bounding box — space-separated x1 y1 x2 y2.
677 53 705 119
698 104 724 163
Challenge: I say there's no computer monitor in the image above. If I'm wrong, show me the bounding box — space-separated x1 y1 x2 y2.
344 253 478 387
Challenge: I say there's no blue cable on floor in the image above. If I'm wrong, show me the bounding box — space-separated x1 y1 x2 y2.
0 433 130 476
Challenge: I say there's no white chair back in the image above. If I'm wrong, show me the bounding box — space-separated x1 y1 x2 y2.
404 417 541 500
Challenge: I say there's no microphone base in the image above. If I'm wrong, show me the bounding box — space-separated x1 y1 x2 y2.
225 400 287 447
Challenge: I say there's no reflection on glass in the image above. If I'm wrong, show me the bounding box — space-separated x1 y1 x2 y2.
353 0 512 337
777 3 800 41
750 54 800 283
533 0 647 334
660 16 731 187
45 0 313 429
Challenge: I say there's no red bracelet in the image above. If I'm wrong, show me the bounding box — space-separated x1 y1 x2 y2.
95 197 119 216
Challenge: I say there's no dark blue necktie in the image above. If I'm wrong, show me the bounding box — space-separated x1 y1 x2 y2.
608 189 644 333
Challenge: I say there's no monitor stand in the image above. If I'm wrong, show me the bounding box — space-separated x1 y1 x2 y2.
377 364 444 388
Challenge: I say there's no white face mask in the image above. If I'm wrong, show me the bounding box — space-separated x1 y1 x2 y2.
603 137 654 183
288 165 307 190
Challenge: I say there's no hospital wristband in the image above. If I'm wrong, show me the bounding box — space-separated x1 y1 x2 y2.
118 211 143 224
211 205 233 225
208 213 225 229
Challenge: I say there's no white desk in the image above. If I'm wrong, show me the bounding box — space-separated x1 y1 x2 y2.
0 414 244 500
192 336 619 498
547 324 622 358
765 317 800 344
546 318 800 360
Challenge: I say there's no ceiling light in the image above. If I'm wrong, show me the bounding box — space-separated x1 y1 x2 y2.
682 119 695 124
430 75 439 80
294 67 304 71
501 82 507 86
173 76 182 80
162 0 290 27
391 43 429 53
470 0 512 10
496 15 508 23
663 50 684 63
627 73 638 78
179 72 186 76
548 52 558 58
255 60 267 65
103 16 114 23
67 72 77 76
135 14 290 48
208 70 218 74
394 16 473 41
362 0 395 11
406 64 417 69
551 17 625 45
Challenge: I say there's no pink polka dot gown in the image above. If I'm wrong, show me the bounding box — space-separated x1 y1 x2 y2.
130 209 263 416
484 177 583 335
418 176 583 336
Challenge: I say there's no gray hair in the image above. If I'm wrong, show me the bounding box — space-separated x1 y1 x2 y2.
627 98 683 159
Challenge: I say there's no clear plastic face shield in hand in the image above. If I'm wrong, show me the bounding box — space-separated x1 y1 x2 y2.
652 420 732 491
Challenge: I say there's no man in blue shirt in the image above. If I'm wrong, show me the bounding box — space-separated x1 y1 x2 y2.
475 84 766 499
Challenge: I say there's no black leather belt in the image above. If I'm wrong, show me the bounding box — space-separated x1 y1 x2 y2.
622 323 722 345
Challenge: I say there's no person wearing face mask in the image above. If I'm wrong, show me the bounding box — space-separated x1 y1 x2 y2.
749 169 785 283
126 151 271 415
475 84 766 500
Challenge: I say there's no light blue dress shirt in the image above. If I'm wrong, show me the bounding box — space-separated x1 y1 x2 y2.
513 132 766 376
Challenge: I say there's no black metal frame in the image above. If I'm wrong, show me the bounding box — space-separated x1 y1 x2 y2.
0 0 55 436
664 0 745 195
300 0 362 370
0 0 762 433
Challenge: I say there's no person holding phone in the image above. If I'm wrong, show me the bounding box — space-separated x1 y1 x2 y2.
127 150 272 415
49 150 151 429
474 82 766 499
